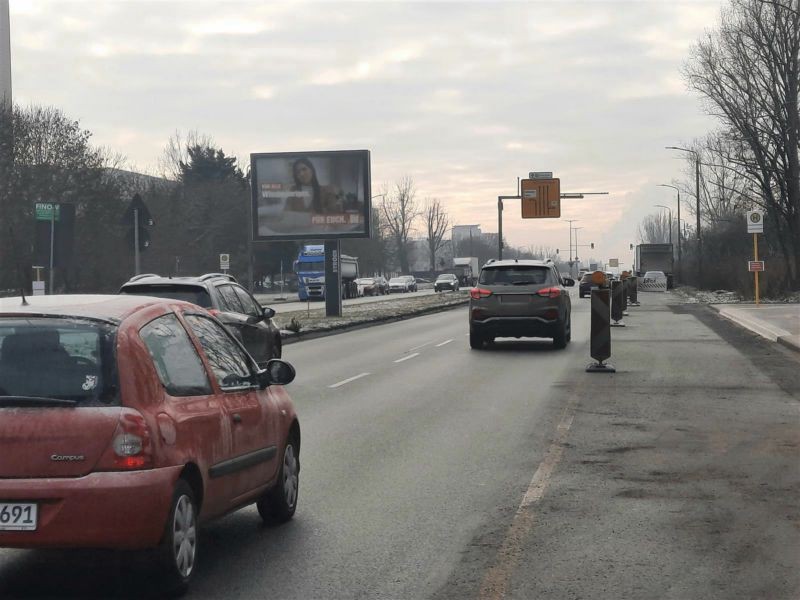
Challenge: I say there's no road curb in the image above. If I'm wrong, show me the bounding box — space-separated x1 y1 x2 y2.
280 298 469 345
711 304 799 354
777 334 800 354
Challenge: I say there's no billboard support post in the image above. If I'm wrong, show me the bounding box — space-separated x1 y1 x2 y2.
325 240 342 317
133 208 140 276
49 205 56 294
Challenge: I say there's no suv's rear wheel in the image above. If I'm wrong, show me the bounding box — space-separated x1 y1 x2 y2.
469 330 485 350
553 317 569 349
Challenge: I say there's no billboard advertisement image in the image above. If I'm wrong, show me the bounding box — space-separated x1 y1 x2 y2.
250 150 371 241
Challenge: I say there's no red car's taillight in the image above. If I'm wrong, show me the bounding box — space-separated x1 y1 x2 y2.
470 287 493 300
536 287 561 299
96 409 154 471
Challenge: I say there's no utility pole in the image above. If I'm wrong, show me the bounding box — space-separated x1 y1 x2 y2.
0 0 11 107
566 219 578 275
667 146 702 284
658 184 682 282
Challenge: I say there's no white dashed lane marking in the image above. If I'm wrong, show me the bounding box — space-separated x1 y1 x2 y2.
435 339 453 347
394 353 420 363
328 372 370 388
409 341 433 351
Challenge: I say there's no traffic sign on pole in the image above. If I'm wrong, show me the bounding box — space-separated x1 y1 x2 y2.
35 202 60 221
747 210 764 234
521 178 561 218
748 261 765 272
220 253 230 271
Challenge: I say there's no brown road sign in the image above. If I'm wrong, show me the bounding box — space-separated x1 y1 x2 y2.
521 178 561 218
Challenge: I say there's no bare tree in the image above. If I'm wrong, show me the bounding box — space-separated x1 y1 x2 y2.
638 213 672 244
684 0 800 287
423 197 449 272
158 130 214 181
381 176 421 273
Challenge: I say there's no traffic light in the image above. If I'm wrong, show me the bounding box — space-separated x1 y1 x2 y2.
590 243 595 249
122 194 154 253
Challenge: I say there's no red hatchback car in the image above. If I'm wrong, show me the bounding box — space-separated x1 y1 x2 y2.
0 295 300 591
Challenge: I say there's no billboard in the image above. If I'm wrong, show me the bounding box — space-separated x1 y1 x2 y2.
250 150 371 241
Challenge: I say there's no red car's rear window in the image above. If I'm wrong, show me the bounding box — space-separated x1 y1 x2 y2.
0 317 119 406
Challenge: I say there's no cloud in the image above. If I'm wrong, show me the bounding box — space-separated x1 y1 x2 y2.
308 41 426 85
251 85 275 100
185 17 273 36
7 0 724 267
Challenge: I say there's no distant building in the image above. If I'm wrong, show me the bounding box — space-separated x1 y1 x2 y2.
452 224 481 243
451 224 481 258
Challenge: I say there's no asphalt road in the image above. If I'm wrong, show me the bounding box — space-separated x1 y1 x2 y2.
1 290 798 599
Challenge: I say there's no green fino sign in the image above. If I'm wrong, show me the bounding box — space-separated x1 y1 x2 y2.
35 202 60 221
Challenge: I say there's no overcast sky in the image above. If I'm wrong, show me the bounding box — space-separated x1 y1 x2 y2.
8 0 723 269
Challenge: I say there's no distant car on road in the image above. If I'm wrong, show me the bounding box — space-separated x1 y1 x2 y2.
469 259 575 350
404 276 418 292
119 273 281 366
355 277 381 296
579 272 595 298
434 273 460 292
390 276 417 293
389 277 412 293
373 276 390 295
0 294 300 593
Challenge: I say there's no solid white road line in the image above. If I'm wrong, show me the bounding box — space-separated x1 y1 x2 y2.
328 372 370 388
394 352 420 363
435 339 453 347
478 402 577 600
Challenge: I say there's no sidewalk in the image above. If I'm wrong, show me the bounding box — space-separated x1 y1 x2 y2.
712 303 800 353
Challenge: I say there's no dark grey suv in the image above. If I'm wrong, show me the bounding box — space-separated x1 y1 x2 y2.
120 273 281 365
468 259 574 349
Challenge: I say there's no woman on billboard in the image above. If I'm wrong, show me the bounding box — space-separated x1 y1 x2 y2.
291 158 344 214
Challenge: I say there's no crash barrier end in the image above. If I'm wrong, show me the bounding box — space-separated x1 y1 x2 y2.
638 275 667 292
611 280 626 327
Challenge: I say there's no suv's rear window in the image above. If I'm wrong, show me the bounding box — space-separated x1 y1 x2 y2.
479 266 552 285
0 318 118 405
120 284 213 308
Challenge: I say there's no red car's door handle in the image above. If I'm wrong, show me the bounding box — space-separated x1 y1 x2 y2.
232 413 242 424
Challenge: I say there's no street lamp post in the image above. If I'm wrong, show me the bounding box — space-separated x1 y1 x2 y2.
573 227 584 276
654 204 673 245
566 219 578 276
666 146 702 283
657 183 682 281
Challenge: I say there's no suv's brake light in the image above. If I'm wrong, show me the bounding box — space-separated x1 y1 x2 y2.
96 409 154 471
470 288 493 300
536 287 561 299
